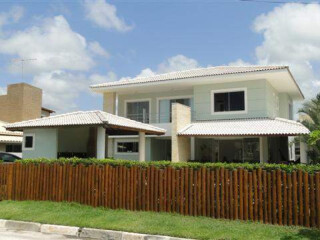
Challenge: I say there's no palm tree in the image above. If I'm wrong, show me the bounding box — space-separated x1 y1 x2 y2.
298 93 320 163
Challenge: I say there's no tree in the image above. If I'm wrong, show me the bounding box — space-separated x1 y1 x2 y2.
298 93 320 163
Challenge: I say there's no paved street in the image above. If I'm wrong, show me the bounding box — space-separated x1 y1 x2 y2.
0 228 83 240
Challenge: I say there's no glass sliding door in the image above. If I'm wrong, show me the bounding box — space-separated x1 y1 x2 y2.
126 101 150 123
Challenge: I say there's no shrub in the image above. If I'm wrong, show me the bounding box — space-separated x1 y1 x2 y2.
13 158 320 173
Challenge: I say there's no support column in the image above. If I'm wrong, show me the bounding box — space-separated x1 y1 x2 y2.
300 140 308 164
103 92 116 114
191 137 195 161
171 103 191 162
96 126 106 159
259 136 268 163
139 131 146 162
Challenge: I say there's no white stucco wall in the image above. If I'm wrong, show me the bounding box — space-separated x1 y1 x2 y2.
22 128 58 159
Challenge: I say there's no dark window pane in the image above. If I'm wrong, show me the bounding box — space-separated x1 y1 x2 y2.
214 93 229 112
5 145 12 152
230 91 245 111
25 136 33 148
5 144 22 153
117 142 139 153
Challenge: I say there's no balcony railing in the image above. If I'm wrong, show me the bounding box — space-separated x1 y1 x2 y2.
125 112 197 124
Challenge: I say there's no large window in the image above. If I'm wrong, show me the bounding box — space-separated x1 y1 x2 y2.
126 100 150 123
212 89 246 114
158 97 192 123
116 141 139 154
6 144 22 153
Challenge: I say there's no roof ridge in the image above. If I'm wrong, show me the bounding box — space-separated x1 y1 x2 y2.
275 117 302 126
5 110 100 127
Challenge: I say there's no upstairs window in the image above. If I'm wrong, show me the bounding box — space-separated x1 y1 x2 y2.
126 100 150 123
212 89 246 114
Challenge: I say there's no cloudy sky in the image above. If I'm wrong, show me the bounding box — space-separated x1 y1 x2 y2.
0 0 319 113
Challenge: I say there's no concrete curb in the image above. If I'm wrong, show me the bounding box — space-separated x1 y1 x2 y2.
0 219 192 240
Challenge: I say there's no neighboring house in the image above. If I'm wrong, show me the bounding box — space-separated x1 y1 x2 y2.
0 121 22 157
41 107 55 118
0 83 54 155
6 66 310 163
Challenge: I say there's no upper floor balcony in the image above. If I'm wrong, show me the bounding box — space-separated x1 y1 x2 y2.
125 112 197 124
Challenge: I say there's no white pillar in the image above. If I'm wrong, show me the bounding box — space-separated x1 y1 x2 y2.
300 140 308 164
191 137 195 161
107 138 114 158
139 132 146 162
96 126 106 159
259 136 268 163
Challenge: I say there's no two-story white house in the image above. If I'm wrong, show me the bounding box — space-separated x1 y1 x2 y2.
90 66 309 164
6 66 310 163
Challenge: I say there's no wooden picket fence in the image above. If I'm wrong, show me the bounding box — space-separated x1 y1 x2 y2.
0 163 320 228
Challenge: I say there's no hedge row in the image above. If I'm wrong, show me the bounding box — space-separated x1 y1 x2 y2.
1 158 318 173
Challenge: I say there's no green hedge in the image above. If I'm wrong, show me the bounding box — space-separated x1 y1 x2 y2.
9 158 320 173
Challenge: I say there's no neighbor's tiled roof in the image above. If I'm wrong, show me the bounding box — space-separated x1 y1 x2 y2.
178 118 310 136
5 111 166 135
91 66 288 89
0 121 22 143
0 135 22 143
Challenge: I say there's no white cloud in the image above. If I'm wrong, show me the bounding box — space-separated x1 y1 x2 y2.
157 55 200 74
126 54 200 80
32 70 118 112
0 6 24 30
231 3 320 99
0 86 6 95
89 41 110 58
228 59 251 66
0 15 98 74
89 72 117 85
84 0 133 32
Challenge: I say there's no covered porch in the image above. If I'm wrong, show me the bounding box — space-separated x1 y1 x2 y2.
177 117 310 164
5 111 165 161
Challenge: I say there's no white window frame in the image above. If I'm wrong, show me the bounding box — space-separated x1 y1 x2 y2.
124 98 151 123
23 133 35 151
211 88 247 115
156 95 193 123
114 139 139 155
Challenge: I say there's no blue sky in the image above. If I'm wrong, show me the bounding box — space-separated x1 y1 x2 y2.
0 0 319 113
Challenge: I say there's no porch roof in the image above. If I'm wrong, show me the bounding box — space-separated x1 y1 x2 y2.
178 118 310 137
5 110 166 135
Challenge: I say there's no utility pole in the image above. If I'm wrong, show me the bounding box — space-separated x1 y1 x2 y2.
12 58 37 80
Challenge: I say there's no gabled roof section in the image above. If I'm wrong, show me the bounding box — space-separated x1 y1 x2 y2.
5 111 166 135
178 118 310 136
91 66 287 89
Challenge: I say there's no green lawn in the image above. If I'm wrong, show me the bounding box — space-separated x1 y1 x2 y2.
0 201 318 240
